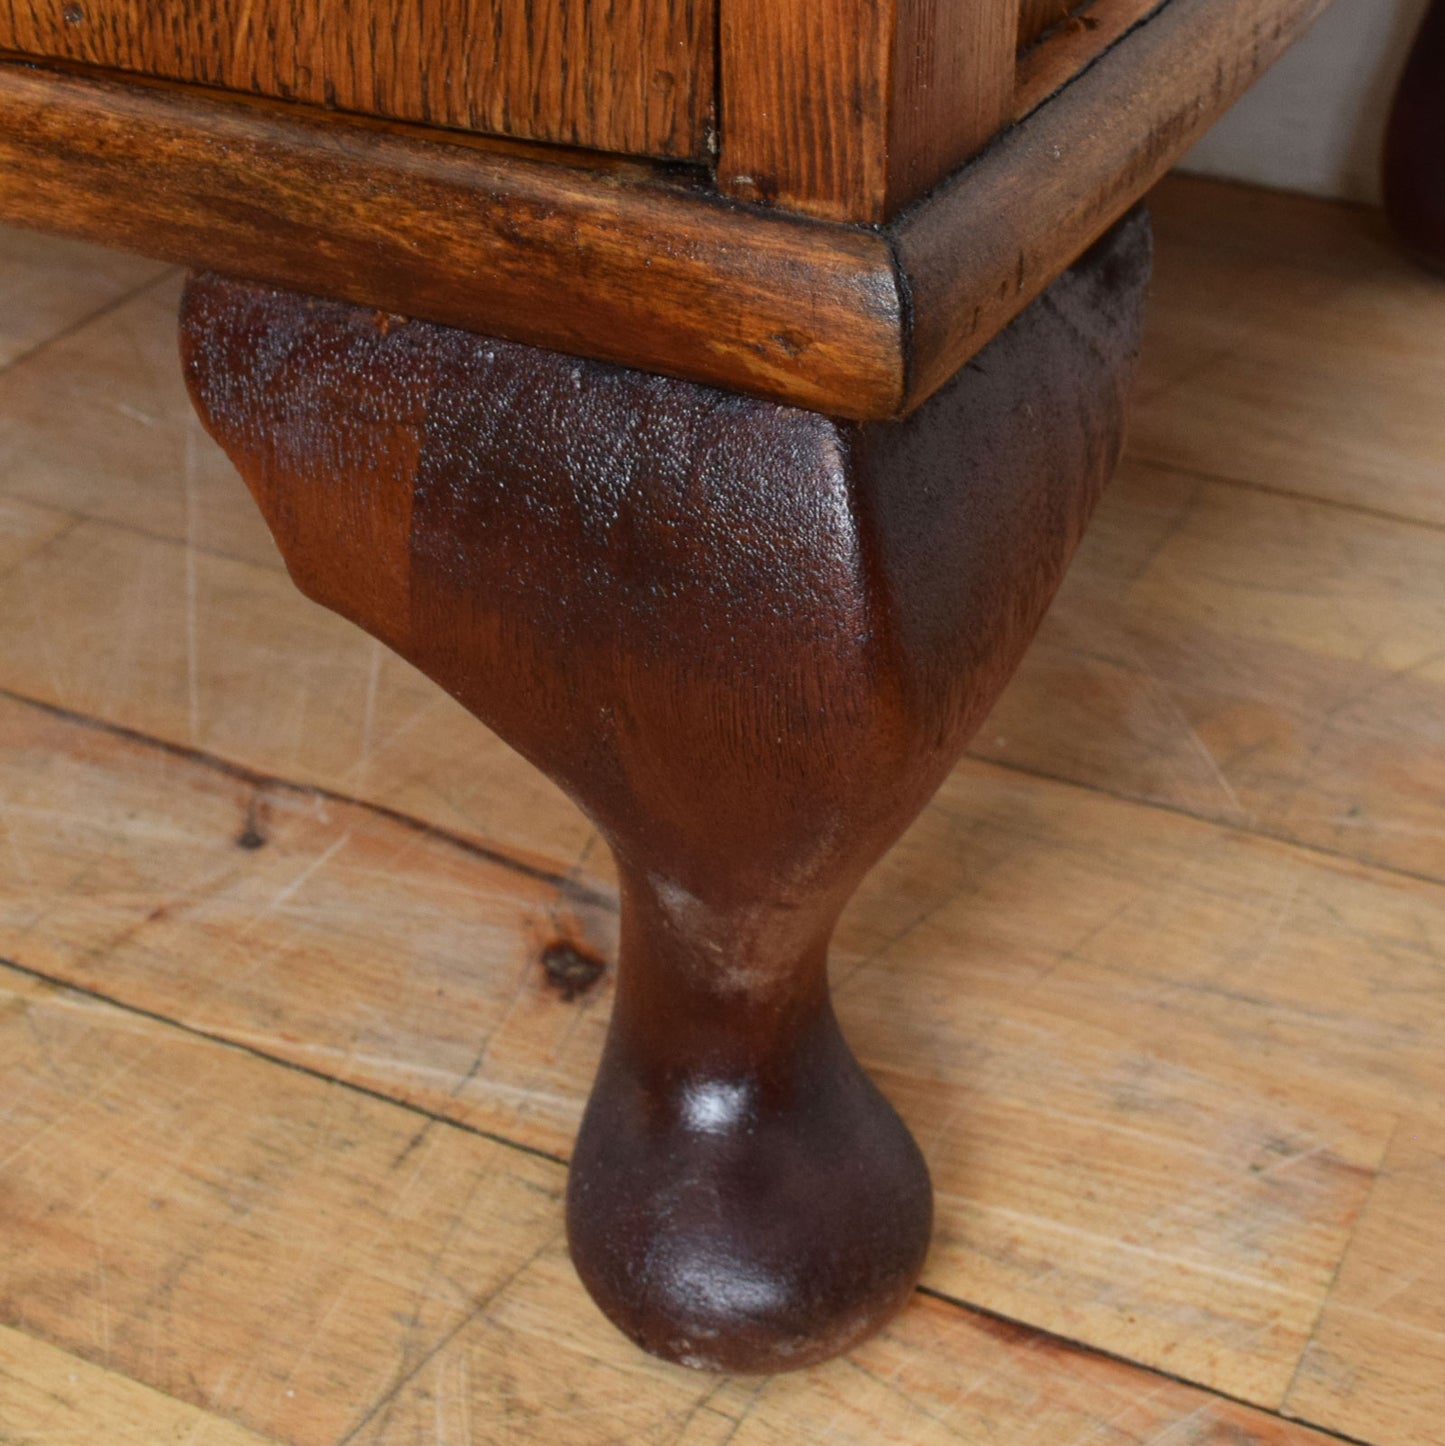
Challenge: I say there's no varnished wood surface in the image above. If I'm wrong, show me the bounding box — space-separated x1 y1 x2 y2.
0 0 1329 419
0 176 1443 1438
176 212 1148 1371
716 0 1016 223
897 0 1334 411
0 0 713 159
0 62 903 419
1017 0 1087 46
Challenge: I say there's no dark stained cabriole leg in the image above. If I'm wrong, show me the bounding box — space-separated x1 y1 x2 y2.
178 209 1152 1373
1385 0 1445 271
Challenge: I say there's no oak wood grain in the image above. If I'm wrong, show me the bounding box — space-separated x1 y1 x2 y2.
0 62 904 419
0 0 713 159
717 0 1017 223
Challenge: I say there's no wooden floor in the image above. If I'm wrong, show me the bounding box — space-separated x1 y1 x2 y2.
0 175 1442 1445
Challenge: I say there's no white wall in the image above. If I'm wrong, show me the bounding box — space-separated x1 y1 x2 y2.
1178 0 1431 202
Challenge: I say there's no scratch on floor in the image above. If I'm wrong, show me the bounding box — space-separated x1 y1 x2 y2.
1057 1382 1175 1446
237 831 353 934
183 424 203 746
353 638 385 792
1143 1400 1215 1446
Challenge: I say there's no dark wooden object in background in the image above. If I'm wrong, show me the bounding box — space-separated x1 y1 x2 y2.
0 0 714 158
1384 0 1445 272
180 209 1152 1372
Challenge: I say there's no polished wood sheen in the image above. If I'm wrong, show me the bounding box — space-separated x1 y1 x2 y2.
0 0 1325 422
0 64 904 418
0 0 714 159
717 0 1017 222
1384 0 1445 272
1 183 1443 1431
179 209 1151 1371
896 0 1331 410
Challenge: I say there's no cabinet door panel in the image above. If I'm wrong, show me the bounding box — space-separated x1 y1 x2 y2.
0 0 713 159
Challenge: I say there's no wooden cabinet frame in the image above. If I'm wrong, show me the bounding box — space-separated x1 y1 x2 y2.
1 0 1330 417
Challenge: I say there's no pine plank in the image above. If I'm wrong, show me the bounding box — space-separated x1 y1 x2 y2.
0 517 599 886
0 685 1420 1412
1133 177 1445 528
0 495 72 575
0 965 632 1445
1284 1122 1445 1446
978 456 1445 884
0 687 616 1155
0 273 278 570
0 963 1347 1445
0 1324 280 1445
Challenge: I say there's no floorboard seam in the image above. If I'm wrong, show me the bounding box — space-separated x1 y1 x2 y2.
0 946 1399 1441
3 939 1388 1443
0 683 616 914
0 266 180 379
916 1285 1379 1446
1125 449 1445 537
0 952 570 1171
1276 1113 1405 1419
5 680 1445 930
966 750 1445 894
